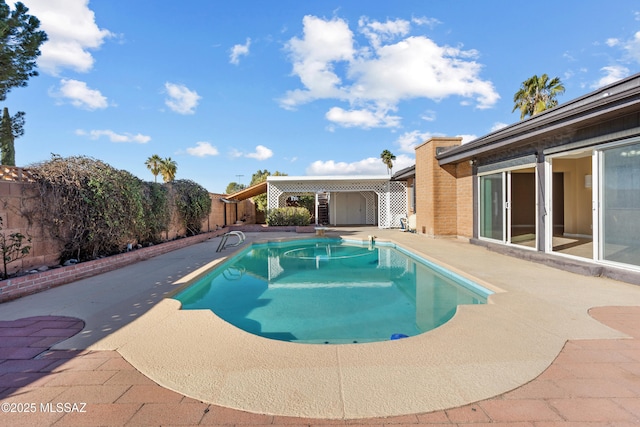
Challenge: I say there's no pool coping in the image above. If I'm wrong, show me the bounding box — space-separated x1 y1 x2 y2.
171 236 496 345
83 229 640 419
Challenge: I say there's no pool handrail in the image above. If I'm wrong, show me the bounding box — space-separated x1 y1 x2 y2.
216 231 246 252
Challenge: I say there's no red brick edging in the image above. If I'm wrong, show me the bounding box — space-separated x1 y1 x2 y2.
0 225 316 303
0 230 228 303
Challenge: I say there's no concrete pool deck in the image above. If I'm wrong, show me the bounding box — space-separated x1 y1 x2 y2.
1 227 640 421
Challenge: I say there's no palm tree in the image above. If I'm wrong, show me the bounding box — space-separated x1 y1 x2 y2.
380 150 396 175
159 157 177 182
145 154 163 182
512 74 565 120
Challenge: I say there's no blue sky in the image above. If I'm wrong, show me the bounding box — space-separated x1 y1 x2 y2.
5 1 640 193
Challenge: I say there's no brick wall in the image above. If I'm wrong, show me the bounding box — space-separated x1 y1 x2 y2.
455 161 473 238
415 141 432 235
414 137 463 237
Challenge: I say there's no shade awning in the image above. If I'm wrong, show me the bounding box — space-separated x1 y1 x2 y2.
224 181 267 201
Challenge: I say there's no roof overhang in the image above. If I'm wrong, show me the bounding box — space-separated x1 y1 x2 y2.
267 175 390 183
391 165 415 180
223 181 267 201
437 72 640 165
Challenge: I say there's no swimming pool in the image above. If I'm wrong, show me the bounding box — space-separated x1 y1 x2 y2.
175 238 492 344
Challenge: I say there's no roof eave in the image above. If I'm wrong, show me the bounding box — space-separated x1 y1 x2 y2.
437 74 640 165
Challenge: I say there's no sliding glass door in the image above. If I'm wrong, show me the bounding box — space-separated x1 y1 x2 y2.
600 141 640 267
479 173 504 241
479 167 537 247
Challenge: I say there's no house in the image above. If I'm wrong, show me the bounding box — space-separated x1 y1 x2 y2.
262 73 640 279
399 72 640 281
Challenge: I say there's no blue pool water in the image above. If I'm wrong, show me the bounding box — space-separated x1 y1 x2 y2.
175 239 492 344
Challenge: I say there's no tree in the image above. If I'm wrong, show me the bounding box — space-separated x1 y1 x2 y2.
380 149 396 175
512 74 565 119
0 107 24 165
145 154 163 182
0 1 47 102
159 157 177 182
0 2 44 165
0 107 13 165
0 214 30 279
225 182 246 194
250 169 287 212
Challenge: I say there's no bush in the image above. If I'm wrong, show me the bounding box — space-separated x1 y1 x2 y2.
266 207 311 226
140 182 170 243
28 155 150 261
170 179 212 236
26 155 212 263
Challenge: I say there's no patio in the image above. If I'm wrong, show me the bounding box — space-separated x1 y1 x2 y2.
1 228 639 425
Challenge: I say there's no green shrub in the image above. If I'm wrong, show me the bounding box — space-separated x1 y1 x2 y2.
140 182 170 243
266 207 311 226
26 155 212 263
170 179 212 236
28 155 149 261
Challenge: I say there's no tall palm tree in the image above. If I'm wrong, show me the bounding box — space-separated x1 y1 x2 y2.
513 74 565 120
380 149 396 175
159 157 177 182
145 154 163 182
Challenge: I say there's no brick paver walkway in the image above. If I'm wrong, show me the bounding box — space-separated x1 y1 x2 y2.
1 307 639 426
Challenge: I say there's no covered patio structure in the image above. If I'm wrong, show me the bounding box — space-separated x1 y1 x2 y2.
266 175 407 228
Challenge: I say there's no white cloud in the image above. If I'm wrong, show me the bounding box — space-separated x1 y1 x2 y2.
411 16 441 28
246 145 273 160
395 131 434 153
75 129 150 143
164 82 201 114
230 145 273 160
592 65 630 88
24 0 113 74
606 38 620 47
358 17 411 49
490 122 509 132
52 79 108 110
305 154 414 175
623 31 640 63
230 38 251 65
457 134 477 144
306 157 384 175
281 15 499 129
229 148 243 158
280 15 355 109
325 107 401 128
187 142 219 157
348 37 498 108
420 110 436 122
